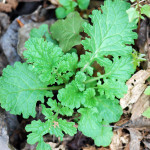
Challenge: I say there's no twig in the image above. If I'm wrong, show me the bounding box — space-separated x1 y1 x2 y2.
131 0 145 7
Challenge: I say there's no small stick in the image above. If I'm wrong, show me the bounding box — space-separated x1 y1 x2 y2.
16 19 24 27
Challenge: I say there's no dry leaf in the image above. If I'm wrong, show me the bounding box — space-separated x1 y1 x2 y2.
83 146 97 150
143 140 150 149
83 146 109 150
120 70 150 110
110 129 123 150
48 0 59 5
131 93 150 120
0 0 18 12
110 129 129 150
128 128 143 150
48 142 66 150
122 116 150 129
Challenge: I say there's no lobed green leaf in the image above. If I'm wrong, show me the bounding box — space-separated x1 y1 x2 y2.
51 12 85 52
0 62 52 118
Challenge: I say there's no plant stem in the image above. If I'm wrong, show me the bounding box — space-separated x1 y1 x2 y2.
84 75 104 84
131 0 145 6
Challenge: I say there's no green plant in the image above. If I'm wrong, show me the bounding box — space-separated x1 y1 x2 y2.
55 0 90 19
126 0 150 32
0 0 138 149
127 0 150 22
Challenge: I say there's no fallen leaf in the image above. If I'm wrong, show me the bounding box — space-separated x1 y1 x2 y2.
82 146 96 150
143 140 150 149
121 116 150 129
0 0 18 12
131 93 150 120
110 129 129 150
120 70 150 110
48 0 59 5
110 129 123 150
48 142 66 150
128 128 143 150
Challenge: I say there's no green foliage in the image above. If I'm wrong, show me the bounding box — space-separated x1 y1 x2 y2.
29 24 57 44
132 49 146 69
78 108 113 146
55 7 66 19
56 0 77 19
145 86 150 95
0 62 52 118
24 38 78 84
97 79 127 100
127 3 150 23
55 0 90 19
126 7 139 22
0 0 138 149
143 107 150 118
58 81 85 109
51 12 85 53
26 105 76 149
141 4 150 18
77 0 90 10
143 84 150 118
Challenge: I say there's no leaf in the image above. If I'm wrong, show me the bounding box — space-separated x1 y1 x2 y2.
55 7 67 19
24 38 78 84
26 105 76 149
41 104 54 119
80 0 137 74
78 52 94 76
37 141 51 150
29 24 56 44
103 56 135 82
55 52 78 84
78 108 113 147
49 119 77 140
78 108 102 137
75 71 86 91
141 4 150 18
57 118 77 136
47 99 73 116
25 120 50 145
132 49 146 69
126 7 139 22
96 96 123 123
0 62 52 118
57 81 85 109
97 79 128 99
144 86 150 95
82 88 97 107
50 12 85 52
59 0 77 15
77 0 90 10
143 107 150 118
94 121 113 147
30 24 49 38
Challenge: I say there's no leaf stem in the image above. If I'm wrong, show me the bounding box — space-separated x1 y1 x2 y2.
84 75 104 84
84 71 112 84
